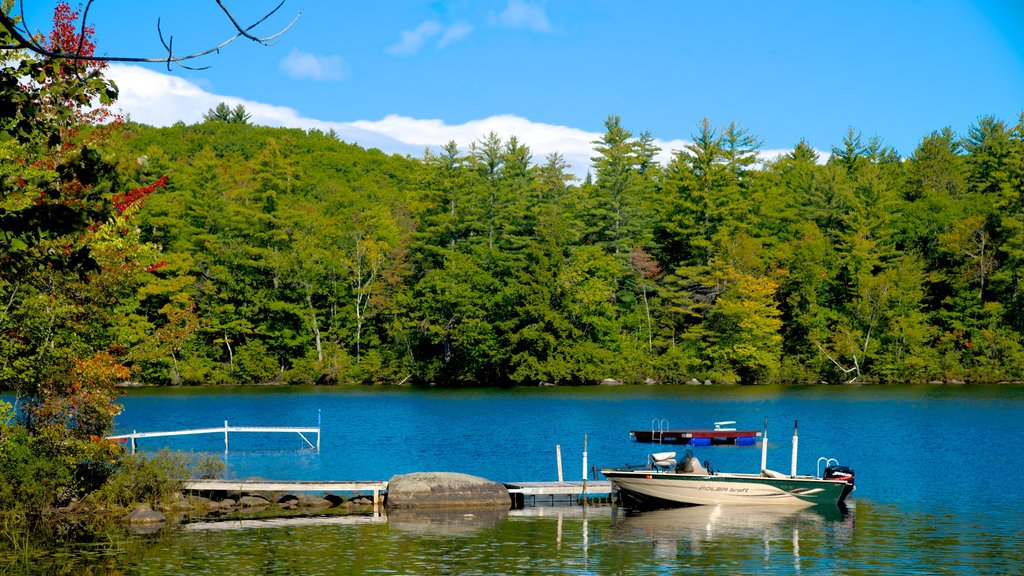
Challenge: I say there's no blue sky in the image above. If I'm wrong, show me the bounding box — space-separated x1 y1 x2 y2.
19 1 1024 175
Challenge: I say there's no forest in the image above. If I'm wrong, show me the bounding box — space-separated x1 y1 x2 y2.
64 108 1022 387
2 8 1024 391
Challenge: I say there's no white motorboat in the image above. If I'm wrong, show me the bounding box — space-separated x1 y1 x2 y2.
602 419 854 509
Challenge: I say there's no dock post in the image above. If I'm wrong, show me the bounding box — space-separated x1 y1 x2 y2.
131 431 136 455
317 409 321 452
582 434 588 506
761 416 768 472
556 444 563 482
224 420 229 453
790 420 798 477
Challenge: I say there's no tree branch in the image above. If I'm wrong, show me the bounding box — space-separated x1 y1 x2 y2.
0 0 300 68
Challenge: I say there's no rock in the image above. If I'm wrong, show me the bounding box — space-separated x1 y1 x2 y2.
127 504 165 525
187 495 214 509
644 377 657 385
386 472 509 509
686 378 702 385
599 378 623 386
703 379 712 385
294 494 332 508
162 491 202 512
237 495 270 507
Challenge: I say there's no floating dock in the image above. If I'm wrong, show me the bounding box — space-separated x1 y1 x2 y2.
631 420 760 445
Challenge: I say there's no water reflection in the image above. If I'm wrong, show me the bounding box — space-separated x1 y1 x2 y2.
184 514 385 531
9 500 1024 575
386 507 508 535
611 504 854 573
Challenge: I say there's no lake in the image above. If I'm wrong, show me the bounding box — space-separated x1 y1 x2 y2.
4 384 1023 574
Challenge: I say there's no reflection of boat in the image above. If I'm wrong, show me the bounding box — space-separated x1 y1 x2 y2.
604 419 855 509
613 503 844 538
631 419 760 445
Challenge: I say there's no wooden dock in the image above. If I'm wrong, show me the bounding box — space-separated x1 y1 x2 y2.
178 479 612 509
504 481 613 507
183 479 387 507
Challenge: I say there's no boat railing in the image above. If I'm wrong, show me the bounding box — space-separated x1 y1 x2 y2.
816 456 839 478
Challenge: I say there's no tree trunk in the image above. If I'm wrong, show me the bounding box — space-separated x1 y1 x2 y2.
224 332 234 368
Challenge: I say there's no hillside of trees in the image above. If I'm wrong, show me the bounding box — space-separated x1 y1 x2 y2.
80 110 1021 386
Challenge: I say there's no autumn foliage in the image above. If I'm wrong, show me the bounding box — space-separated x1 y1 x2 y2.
1 3 165 439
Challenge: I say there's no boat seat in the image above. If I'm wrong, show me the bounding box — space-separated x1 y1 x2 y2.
761 469 787 478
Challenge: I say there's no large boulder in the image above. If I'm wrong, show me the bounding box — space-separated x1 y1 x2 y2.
126 503 165 525
386 472 509 509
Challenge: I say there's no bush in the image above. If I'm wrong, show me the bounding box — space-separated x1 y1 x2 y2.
92 450 225 508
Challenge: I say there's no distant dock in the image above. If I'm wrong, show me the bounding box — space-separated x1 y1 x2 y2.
107 419 321 454
630 428 760 445
631 419 761 445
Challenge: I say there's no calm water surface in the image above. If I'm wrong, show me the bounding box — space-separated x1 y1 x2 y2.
4 385 1023 574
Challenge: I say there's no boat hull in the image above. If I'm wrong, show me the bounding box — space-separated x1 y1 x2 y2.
602 470 852 509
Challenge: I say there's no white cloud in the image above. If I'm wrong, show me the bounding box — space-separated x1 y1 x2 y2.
106 64 421 155
352 114 598 177
495 0 551 32
279 48 348 81
105 65 818 179
387 20 443 55
439 21 474 48
388 20 473 55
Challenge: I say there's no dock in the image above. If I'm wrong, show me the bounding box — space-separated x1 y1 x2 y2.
504 481 613 507
107 419 321 454
630 429 760 445
631 419 760 445
178 479 613 509
183 479 387 507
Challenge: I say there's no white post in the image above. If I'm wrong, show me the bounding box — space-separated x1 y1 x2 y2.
760 416 768 472
224 420 229 453
582 436 588 481
131 430 137 455
790 420 799 477
317 409 321 452
556 444 564 482
581 434 588 506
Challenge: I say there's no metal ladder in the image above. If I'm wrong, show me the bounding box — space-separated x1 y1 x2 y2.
651 418 669 444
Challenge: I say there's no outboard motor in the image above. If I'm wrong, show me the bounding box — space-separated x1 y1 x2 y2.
824 465 855 485
824 465 856 502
